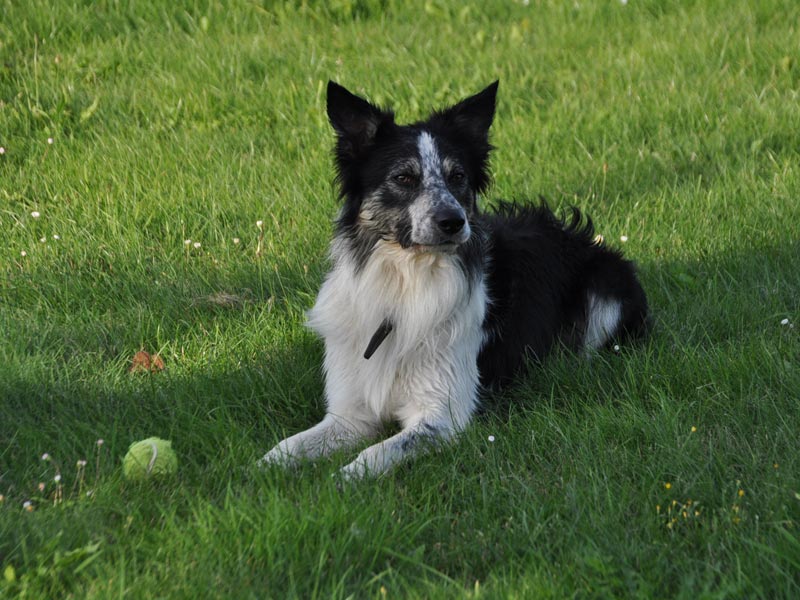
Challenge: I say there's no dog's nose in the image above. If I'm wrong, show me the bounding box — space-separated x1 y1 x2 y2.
435 209 466 235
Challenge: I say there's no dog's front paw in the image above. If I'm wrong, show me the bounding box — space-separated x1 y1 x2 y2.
257 443 297 469
338 457 371 481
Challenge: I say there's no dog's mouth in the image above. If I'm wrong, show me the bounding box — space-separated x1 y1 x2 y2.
410 242 460 254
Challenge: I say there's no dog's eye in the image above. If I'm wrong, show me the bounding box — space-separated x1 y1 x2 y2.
448 170 466 185
393 173 417 187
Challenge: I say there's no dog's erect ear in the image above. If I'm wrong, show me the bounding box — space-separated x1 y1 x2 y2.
436 81 498 142
327 81 394 151
427 81 498 194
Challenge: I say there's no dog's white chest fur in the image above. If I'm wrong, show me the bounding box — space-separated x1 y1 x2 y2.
306 239 487 426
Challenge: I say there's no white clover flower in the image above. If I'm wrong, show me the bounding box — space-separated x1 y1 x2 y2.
31 211 41 218
53 234 60 240
77 459 87 467
620 235 628 242
613 344 621 352
780 318 790 326
0 147 5 154
256 220 264 229
193 241 201 249
47 137 54 145
184 239 192 246
54 474 62 483
20 250 27 257
96 439 104 446
40 237 47 243
41 453 50 461
233 237 240 245
23 500 32 510
488 435 496 442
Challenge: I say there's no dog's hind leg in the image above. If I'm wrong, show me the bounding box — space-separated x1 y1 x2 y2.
582 254 650 352
258 412 379 468
583 293 623 351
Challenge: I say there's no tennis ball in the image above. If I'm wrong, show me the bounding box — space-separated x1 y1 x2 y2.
123 437 178 480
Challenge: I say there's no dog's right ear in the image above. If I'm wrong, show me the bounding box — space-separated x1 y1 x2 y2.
327 81 394 154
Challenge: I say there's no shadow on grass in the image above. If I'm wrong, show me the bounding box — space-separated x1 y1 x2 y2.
3 236 797 487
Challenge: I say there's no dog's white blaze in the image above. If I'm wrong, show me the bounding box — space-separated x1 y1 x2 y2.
409 131 470 246
418 131 442 185
409 132 444 244
584 293 622 349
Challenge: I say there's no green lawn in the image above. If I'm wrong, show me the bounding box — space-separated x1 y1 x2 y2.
2 0 799 597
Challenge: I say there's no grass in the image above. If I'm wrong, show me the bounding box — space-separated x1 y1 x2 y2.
1 0 799 597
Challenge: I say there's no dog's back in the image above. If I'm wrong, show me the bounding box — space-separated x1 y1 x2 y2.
477 202 649 388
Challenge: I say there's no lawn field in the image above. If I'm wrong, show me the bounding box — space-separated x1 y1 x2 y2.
2 0 800 597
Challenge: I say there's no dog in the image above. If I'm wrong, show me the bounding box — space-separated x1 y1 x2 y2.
259 81 649 479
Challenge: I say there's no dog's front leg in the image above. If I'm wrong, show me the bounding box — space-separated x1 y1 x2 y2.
339 420 454 480
258 413 378 468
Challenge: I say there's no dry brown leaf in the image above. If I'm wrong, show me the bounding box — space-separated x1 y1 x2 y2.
129 350 165 374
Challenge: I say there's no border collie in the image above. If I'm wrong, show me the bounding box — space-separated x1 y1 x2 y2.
259 81 649 479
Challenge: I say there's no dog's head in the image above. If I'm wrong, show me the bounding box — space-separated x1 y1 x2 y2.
327 81 498 253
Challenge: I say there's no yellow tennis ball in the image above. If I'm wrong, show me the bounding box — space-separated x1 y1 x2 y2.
123 437 177 480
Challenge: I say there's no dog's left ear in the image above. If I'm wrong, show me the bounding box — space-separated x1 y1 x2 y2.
327 81 394 154
436 81 498 143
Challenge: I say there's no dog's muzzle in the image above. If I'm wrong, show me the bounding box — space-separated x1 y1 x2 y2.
409 188 471 249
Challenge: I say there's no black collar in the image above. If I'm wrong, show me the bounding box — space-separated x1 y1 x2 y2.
363 318 393 359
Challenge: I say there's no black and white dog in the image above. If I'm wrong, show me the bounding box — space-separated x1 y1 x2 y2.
259 81 649 478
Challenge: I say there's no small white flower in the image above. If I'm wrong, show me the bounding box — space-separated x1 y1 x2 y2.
233 237 240 245
193 241 201 249
77 459 87 467
613 344 621 352
40 236 47 243
47 137 54 145
620 235 628 242
38 482 45 492
184 239 192 246
0 147 5 154
256 220 264 229
86 490 94 497
52 234 60 240
31 211 40 218
23 500 32 510
20 250 27 257
488 435 496 442
41 453 50 461
54 474 62 483
96 439 104 446
620 0 628 5
780 318 790 326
